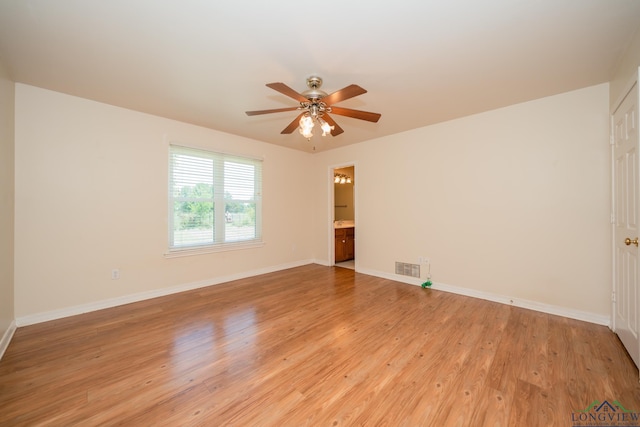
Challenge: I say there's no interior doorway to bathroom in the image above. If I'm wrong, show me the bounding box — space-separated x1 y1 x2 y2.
333 165 355 270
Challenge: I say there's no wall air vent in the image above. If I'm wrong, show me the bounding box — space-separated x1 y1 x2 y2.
395 262 420 278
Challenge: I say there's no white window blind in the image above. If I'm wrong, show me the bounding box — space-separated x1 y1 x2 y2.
169 145 262 251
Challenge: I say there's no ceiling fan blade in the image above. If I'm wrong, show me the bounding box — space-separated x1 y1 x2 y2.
322 113 344 136
329 106 381 123
281 113 305 134
245 107 299 116
320 84 367 105
266 82 309 103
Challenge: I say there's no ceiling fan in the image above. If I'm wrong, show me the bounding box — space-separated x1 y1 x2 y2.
245 76 381 140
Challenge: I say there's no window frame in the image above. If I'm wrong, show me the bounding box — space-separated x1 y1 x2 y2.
166 145 263 257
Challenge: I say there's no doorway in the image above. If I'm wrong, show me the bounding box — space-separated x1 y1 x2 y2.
332 165 355 269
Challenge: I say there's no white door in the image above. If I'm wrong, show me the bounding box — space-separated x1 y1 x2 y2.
614 81 640 367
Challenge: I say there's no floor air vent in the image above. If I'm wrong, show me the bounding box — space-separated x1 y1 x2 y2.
395 262 420 278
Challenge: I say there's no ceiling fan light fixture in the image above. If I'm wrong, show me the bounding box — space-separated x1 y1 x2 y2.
318 117 334 136
299 114 314 139
299 114 313 127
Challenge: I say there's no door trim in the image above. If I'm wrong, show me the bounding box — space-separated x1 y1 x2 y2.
329 161 357 267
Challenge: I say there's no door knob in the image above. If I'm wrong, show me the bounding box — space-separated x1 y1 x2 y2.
625 237 639 247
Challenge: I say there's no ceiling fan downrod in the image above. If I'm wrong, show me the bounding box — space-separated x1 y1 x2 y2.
301 76 328 101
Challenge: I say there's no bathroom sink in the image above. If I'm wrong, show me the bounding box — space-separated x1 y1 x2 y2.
334 220 355 229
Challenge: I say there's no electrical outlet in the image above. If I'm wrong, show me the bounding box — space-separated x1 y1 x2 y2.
111 269 120 280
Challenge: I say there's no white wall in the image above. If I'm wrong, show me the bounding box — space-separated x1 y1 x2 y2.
9 81 616 323
14 84 315 320
0 61 15 344
312 84 611 319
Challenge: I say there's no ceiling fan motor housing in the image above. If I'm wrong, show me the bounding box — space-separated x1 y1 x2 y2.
302 76 328 100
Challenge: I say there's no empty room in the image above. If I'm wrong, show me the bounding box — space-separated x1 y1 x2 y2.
2 1 640 425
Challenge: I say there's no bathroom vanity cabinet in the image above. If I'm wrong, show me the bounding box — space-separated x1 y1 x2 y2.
335 227 354 262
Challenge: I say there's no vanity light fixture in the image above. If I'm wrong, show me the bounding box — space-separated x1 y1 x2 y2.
334 173 352 184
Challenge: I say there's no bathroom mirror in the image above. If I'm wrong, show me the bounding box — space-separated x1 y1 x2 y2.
334 166 354 221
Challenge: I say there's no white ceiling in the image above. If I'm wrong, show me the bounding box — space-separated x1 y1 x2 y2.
0 1 639 153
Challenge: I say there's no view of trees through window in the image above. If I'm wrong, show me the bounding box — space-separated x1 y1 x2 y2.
170 148 260 248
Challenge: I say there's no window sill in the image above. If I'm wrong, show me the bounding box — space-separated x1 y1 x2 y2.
164 241 265 258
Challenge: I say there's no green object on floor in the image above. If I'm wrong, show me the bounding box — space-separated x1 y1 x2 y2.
421 280 432 289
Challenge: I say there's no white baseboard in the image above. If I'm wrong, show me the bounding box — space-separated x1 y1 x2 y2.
356 267 611 327
14 260 611 329
16 259 315 327
0 320 17 361
312 258 331 267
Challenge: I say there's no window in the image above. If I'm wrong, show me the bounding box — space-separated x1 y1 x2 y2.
168 145 262 252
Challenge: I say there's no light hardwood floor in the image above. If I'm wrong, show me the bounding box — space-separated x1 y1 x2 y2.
1 264 640 426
